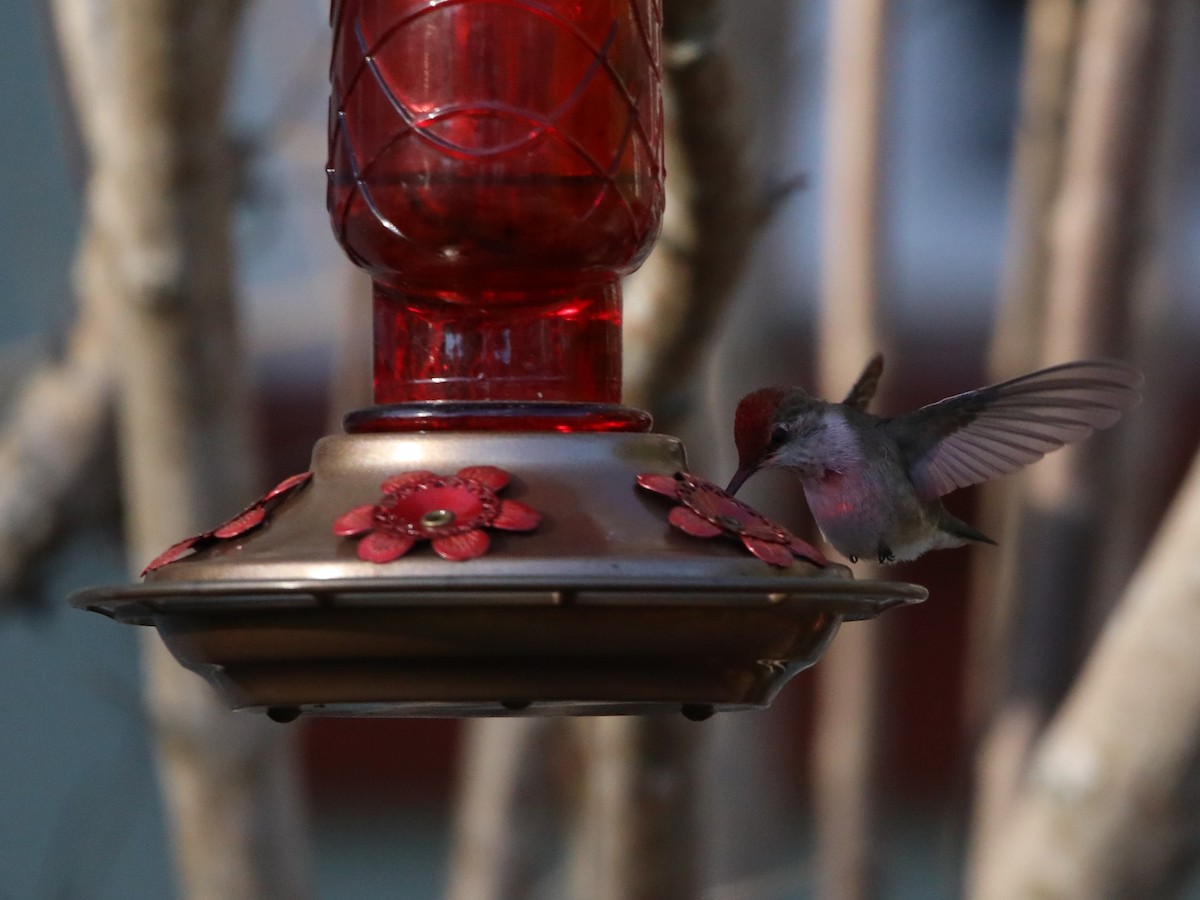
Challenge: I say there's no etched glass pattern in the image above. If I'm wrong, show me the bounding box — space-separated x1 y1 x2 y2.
328 0 664 414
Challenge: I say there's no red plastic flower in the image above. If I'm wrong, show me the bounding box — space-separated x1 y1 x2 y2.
141 472 313 576
637 471 827 568
333 466 541 562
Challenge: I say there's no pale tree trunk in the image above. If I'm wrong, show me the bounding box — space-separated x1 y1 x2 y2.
564 4 772 896
1088 0 1200 622
814 0 891 897
445 719 565 900
965 0 1083 736
971 445 1200 899
567 716 704 900
1073 3 1200 891
448 4 762 897
966 0 1179 894
964 0 1084 878
49 1 313 897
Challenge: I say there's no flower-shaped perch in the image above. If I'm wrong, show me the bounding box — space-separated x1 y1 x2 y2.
141 472 314 576
637 471 827 568
334 466 541 562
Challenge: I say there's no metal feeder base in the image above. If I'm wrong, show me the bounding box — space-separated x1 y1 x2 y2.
73 432 925 717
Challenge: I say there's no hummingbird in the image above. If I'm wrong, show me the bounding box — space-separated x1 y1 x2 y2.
725 357 1142 564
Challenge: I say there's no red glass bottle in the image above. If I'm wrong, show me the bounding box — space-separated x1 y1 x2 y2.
328 0 664 432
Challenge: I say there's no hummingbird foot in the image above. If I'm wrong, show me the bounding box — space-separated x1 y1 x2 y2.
877 542 895 565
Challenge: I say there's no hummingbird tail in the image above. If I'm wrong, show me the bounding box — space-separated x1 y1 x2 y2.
939 511 997 546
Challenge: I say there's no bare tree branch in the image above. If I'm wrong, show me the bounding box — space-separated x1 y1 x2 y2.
47 0 314 896
564 5 770 896
0 233 114 603
965 0 1084 878
567 716 704 900
968 0 1180 893
446 719 567 900
987 0 1084 384
0 0 124 609
623 0 763 424
813 0 892 897
1088 0 1200 621
971 444 1200 899
966 0 1083 730
450 5 761 897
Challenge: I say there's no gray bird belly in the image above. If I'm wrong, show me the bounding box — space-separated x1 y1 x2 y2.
802 469 932 562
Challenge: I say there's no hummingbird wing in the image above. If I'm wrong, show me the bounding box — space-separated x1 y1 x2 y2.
887 359 1142 501
843 354 884 411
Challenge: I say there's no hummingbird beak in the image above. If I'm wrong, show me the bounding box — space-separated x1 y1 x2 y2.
725 465 756 496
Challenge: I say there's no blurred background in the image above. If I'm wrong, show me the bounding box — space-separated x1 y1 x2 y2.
1 0 1198 897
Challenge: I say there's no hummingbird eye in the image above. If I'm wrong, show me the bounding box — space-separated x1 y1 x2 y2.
768 423 789 447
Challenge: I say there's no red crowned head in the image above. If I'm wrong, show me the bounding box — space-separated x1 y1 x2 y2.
727 386 812 494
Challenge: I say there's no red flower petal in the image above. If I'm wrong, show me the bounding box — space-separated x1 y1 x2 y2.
636 473 682 499
262 471 312 502
333 504 379 536
668 506 723 538
433 529 490 561
388 484 488 532
786 534 828 566
356 531 415 563
141 536 201 576
678 481 774 540
457 465 509 492
380 471 438 494
213 505 267 539
492 499 541 531
678 483 736 521
742 536 796 567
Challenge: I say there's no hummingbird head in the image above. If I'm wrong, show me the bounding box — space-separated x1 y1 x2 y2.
727 387 825 494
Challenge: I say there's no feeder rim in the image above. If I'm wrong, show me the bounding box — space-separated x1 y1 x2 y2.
72 575 927 625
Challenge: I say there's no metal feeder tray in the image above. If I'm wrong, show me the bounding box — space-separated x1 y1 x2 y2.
73 432 925 719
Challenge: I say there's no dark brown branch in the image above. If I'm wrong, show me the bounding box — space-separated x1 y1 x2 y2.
623 0 764 423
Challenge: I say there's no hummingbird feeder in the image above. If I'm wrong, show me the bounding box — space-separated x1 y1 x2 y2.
73 0 925 720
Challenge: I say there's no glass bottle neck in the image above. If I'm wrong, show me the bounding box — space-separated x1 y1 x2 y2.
347 278 652 433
